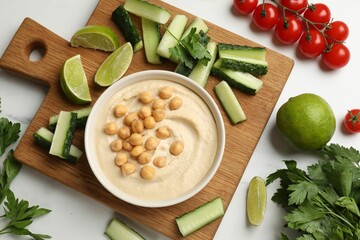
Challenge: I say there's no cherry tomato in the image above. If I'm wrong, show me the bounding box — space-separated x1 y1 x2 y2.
321 43 350 70
233 0 258 15
275 16 303 44
298 29 326 58
343 109 360 133
252 3 279 30
303 3 331 29
324 21 349 44
279 0 308 14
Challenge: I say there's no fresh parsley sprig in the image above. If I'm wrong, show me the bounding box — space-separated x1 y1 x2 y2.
0 117 21 157
267 144 360 239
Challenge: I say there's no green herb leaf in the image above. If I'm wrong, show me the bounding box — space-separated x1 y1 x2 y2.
336 196 360 217
0 117 21 157
288 181 319 205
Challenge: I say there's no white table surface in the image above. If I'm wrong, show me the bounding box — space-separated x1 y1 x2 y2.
1 0 359 239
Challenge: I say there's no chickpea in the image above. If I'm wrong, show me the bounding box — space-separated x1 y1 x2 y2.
118 126 131 139
131 119 144 133
169 97 183 110
153 156 167 168
143 116 156 129
123 112 138 126
115 152 128 166
152 109 166 122
104 122 118 135
139 91 153 104
152 98 166 110
121 162 136 175
138 106 152 119
158 86 173 99
123 140 133 151
140 166 156 180
130 145 145 158
156 126 170 139
128 133 143 146
137 151 152 165
170 141 184 156
114 104 128 117
145 136 160 150
110 139 123 152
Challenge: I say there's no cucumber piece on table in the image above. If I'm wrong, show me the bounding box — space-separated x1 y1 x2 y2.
104 218 145 240
188 41 217 88
211 59 263 95
34 127 82 163
49 111 77 159
176 197 224 237
157 14 188 59
214 81 247 124
141 17 162 64
112 5 143 52
49 106 92 131
181 17 209 39
124 0 171 24
218 43 268 76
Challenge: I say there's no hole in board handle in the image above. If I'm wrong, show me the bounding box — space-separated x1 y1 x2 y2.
27 41 46 62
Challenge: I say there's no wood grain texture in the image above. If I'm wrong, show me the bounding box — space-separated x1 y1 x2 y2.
0 0 293 239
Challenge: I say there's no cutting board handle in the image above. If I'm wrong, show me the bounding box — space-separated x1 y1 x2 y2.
0 17 78 87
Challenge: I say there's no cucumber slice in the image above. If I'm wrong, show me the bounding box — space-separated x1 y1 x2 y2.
211 59 263 95
124 0 171 24
181 17 209 39
141 18 162 64
112 5 143 52
49 106 92 131
157 14 188 59
214 81 247 124
104 218 145 240
176 197 224 237
34 127 82 163
49 111 77 159
188 41 217 88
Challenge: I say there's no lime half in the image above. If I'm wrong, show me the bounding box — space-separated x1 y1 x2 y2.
95 42 133 87
246 176 267 226
60 54 92 104
70 25 120 52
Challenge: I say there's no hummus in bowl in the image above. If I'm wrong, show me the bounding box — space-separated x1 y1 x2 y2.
85 70 225 207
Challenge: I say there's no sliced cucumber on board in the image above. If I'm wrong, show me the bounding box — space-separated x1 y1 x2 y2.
211 59 263 95
34 127 82 163
181 17 209 39
175 197 224 237
112 5 143 52
49 106 92 131
214 81 247 124
104 218 145 240
124 0 171 24
49 111 77 159
141 17 162 64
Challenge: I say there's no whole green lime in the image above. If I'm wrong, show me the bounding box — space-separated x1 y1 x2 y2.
276 93 336 151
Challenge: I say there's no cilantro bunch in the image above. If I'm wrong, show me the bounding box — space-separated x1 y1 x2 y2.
267 144 360 240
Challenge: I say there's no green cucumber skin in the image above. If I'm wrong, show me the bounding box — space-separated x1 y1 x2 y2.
220 58 268 76
112 5 143 52
141 17 162 64
104 218 145 240
49 107 92 131
33 130 52 150
218 43 266 54
124 0 171 24
62 112 77 158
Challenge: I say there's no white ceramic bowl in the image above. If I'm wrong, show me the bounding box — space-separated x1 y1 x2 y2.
85 70 225 207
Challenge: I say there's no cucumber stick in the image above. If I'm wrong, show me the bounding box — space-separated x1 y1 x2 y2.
157 14 188 59
104 218 145 240
188 41 217 87
49 106 92 131
211 59 263 95
49 111 77 159
112 5 143 52
141 17 162 64
176 197 224 237
181 17 209 39
124 0 171 24
214 81 247 124
34 127 82 163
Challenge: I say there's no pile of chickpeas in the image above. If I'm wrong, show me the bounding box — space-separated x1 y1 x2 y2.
103 86 184 181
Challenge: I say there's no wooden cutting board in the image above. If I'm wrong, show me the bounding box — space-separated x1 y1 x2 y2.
0 0 293 239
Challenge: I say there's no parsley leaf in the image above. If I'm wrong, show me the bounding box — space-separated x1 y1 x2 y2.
0 117 21 157
0 150 22 204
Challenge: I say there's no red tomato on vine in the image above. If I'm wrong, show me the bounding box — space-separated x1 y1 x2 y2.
233 0 258 15
279 0 308 14
303 3 331 29
298 29 326 58
321 44 350 69
324 21 349 44
252 3 279 30
275 16 303 44
344 109 360 133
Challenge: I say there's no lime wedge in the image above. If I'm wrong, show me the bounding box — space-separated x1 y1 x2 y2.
70 25 120 52
60 54 92 104
246 176 267 226
95 42 133 87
